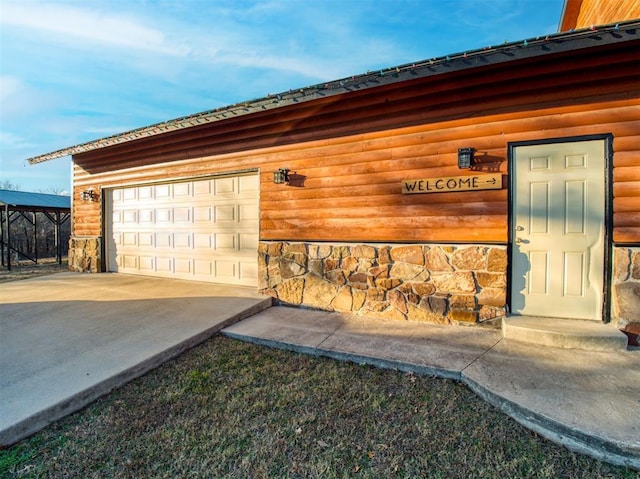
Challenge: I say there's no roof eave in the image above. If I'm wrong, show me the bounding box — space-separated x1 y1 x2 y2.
27 19 640 165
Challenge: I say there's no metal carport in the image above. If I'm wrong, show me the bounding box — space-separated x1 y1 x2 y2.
0 189 71 270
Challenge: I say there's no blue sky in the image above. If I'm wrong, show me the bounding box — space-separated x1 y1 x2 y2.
0 0 563 194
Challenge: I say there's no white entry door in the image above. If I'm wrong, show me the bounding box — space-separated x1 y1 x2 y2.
106 173 260 287
511 140 605 320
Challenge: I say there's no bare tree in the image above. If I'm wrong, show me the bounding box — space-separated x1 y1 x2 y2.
0 180 21 191
39 187 67 195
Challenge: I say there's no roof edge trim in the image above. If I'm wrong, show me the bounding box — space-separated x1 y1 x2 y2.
27 19 640 165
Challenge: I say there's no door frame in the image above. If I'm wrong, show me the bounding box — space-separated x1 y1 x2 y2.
506 134 614 322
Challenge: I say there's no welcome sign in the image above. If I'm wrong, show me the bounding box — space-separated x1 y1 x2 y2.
402 173 502 194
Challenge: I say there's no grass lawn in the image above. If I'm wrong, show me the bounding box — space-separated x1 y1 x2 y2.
1 336 636 479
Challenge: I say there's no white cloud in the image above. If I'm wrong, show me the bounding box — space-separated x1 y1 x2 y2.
0 1 188 55
1 1 395 83
0 131 36 149
0 74 63 121
213 50 345 82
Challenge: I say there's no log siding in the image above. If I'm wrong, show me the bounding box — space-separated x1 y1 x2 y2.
71 40 640 244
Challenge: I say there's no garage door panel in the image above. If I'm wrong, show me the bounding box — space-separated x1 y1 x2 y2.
215 205 235 222
155 184 171 198
173 207 191 223
173 233 191 248
174 258 192 274
123 233 137 246
123 188 137 201
139 256 154 271
194 233 212 249
194 180 212 196
123 210 137 224
239 233 258 251
155 208 171 224
194 260 212 275
139 186 153 199
214 233 236 250
155 233 171 248
139 209 154 223
239 174 259 192
107 173 259 286
173 182 191 197
194 206 212 222
139 233 154 247
215 261 236 279
240 261 258 281
156 257 172 272
214 177 236 195
122 255 138 268
239 203 259 222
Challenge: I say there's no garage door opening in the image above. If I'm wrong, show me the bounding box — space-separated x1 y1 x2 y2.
105 173 259 286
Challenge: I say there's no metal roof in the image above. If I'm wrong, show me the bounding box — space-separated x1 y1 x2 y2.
26 20 640 166
0 189 71 210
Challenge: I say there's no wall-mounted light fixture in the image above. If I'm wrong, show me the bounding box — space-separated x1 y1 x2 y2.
81 188 99 201
457 147 475 169
273 168 290 184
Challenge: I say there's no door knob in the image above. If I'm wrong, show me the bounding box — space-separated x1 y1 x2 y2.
515 237 524 244
515 226 524 231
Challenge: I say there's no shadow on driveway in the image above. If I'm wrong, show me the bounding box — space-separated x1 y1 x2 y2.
0 273 271 446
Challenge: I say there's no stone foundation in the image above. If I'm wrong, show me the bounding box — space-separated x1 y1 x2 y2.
612 246 640 328
68 236 102 273
259 241 507 325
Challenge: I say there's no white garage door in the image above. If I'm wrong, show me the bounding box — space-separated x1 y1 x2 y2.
106 173 259 286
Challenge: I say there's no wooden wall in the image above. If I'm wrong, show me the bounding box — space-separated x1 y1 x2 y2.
72 40 640 244
561 0 640 31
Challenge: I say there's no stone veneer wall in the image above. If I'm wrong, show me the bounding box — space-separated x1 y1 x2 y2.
259 241 507 325
612 246 640 327
68 236 102 273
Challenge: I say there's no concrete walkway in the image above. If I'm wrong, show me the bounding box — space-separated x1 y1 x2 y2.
0 273 271 447
2 273 638 469
223 306 640 469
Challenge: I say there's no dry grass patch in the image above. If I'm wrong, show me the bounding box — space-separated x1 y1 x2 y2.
1 336 635 478
0 259 68 283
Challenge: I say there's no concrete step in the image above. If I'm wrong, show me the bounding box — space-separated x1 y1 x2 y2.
502 316 629 351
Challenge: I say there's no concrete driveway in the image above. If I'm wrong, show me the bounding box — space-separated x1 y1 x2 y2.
0 272 271 446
